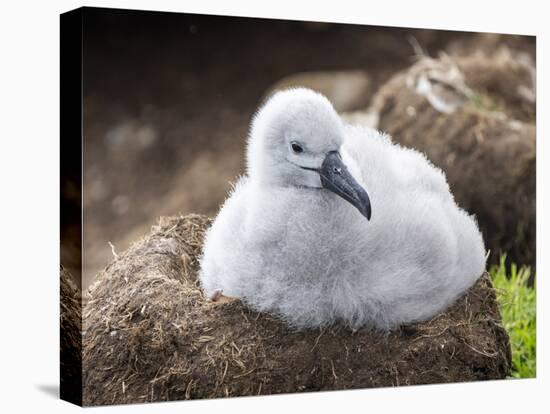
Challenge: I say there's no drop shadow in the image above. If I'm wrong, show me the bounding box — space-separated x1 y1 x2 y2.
36 384 59 399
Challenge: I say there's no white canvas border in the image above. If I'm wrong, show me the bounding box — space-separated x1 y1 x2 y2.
0 0 546 413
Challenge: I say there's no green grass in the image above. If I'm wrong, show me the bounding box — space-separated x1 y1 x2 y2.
489 255 536 378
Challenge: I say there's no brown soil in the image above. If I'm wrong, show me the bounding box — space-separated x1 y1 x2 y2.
82 214 511 406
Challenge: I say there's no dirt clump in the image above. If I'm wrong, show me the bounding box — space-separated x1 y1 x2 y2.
82 214 511 406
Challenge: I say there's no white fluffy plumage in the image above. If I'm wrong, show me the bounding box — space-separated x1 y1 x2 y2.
199 88 486 330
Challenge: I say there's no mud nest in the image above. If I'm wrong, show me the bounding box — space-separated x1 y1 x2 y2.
81 214 511 406
360 49 535 268
60 266 82 404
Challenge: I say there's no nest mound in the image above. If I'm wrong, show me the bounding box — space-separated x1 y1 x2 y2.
361 49 535 268
60 266 82 404
82 214 511 406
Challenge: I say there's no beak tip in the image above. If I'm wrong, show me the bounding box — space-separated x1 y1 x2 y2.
365 208 372 221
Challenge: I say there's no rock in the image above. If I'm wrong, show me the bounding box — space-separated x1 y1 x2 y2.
267 70 372 112
82 214 511 406
340 110 378 128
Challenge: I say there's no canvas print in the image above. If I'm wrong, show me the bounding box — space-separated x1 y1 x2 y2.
60 6 536 406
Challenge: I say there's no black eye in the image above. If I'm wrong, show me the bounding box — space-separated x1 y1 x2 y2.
291 142 303 154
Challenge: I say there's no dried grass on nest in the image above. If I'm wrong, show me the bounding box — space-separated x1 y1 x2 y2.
82 214 511 406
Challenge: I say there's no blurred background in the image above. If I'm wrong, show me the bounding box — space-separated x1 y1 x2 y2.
62 8 535 290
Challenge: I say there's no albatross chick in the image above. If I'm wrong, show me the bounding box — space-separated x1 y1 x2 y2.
199 88 486 330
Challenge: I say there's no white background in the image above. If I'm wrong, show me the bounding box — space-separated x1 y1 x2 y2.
0 0 547 412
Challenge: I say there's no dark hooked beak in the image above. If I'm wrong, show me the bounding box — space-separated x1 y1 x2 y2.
313 151 372 220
